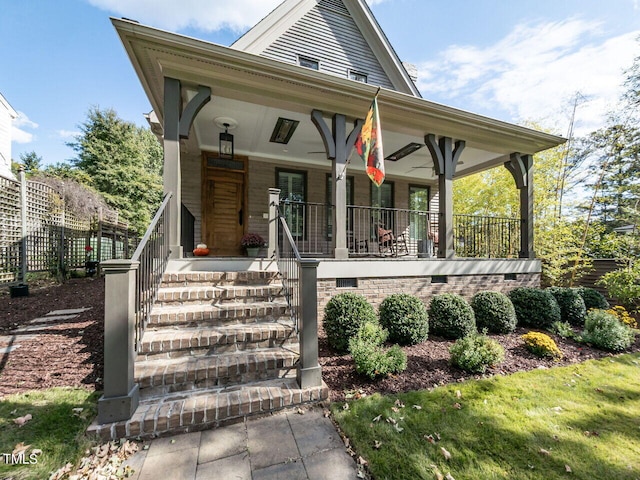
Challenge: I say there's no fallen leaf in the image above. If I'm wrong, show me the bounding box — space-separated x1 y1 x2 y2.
455 390 462 399
386 417 397 425
440 447 452 461
453 403 462 410
358 456 368 465
394 424 404 433
394 399 405 408
425 434 435 444
323 408 331 418
539 448 551 456
412 405 422 410
372 414 382 422
565 464 573 473
392 406 400 413
357 469 366 479
13 442 31 455
595 388 604 393
373 440 382 449
343 403 349 410
430 464 444 480
445 474 456 480
14 413 32 426
296 407 304 415
435 433 441 441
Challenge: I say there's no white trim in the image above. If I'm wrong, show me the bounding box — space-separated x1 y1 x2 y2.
0 92 17 118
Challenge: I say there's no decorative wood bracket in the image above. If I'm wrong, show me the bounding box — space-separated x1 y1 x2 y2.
164 77 211 141
311 110 363 161
425 134 465 180
504 152 532 189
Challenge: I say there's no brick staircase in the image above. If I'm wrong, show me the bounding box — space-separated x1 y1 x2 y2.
89 270 328 440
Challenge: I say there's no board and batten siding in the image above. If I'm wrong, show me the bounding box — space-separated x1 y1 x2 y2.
260 0 395 89
181 152 202 244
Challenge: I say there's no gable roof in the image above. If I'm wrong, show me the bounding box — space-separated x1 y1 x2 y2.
231 0 421 97
0 93 17 119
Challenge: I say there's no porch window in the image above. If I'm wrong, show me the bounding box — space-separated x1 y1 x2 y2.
409 185 430 240
277 169 306 239
326 174 354 239
371 181 394 234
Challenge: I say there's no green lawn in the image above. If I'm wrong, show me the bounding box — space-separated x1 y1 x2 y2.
332 353 640 480
0 387 98 480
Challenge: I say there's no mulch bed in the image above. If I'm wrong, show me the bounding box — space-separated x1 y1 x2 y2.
1 277 638 402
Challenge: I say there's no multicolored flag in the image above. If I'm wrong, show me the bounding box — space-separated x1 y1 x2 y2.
355 94 385 186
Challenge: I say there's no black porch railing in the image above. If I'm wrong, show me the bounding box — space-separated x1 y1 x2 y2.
278 200 521 259
131 192 172 349
275 203 303 332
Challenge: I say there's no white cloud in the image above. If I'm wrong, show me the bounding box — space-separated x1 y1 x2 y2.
417 19 640 135
87 0 282 32
12 111 38 144
56 130 80 139
88 0 390 32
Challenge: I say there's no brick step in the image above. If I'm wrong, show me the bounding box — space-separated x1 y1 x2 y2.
136 348 299 398
138 321 298 359
148 301 290 327
156 284 285 307
162 271 279 287
87 378 329 440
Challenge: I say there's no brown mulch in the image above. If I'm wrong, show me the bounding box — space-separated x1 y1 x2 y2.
1 277 639 403
0 276 105 396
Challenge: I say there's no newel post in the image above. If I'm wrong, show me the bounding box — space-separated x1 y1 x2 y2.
297 259 322 388
98 259 140 423
268 188 281 259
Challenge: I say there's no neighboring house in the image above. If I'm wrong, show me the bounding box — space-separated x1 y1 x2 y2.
0 93 17 180
93 0 566 439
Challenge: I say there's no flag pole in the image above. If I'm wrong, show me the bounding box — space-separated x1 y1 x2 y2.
338 87 382 180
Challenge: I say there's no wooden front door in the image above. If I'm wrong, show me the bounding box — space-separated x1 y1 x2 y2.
202 155 247 256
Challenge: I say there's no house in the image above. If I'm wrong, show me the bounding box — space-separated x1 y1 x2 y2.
91 0 566 439
0 93 17 180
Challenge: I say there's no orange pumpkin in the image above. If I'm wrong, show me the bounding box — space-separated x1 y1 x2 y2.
193 247 209 256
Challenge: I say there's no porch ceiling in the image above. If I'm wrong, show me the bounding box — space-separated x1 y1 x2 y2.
113 18 566 181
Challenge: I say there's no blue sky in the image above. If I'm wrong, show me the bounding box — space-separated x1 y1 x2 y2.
1 0 638 167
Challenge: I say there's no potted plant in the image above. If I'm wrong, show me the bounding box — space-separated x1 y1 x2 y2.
241 233 265 257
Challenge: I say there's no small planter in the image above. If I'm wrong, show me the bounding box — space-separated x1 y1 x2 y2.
246 247 260 257
10 284 29 298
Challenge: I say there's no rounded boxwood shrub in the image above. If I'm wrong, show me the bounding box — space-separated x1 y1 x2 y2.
521 331 563 359
546 287 587 326
581 309 635 352
449 333 505 373
508 287 561 329
575 287 610 310
428 293 476 339
323 292 377 353
348 323 407 379
470 291 517 334
379 294 429 345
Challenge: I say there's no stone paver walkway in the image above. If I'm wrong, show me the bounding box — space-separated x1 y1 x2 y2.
122 406 360 480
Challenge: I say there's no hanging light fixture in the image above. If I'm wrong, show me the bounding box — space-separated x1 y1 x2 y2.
219 122 234 159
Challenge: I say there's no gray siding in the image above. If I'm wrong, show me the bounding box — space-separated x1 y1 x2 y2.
261 0 395 89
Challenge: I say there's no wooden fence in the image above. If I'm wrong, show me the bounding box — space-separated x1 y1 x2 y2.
0 171 136 285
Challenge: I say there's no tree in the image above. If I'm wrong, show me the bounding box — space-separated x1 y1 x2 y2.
67 107 163 234
19 151 42 176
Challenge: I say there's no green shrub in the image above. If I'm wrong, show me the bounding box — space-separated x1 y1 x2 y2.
550 321 576 339
379 294 429 345
546 287 587 326
597 262 640 311
522 331 563 359
508 287 561 328
348 323 407 379
449 333 505 373
323 292 377 353
581 309 635 352
428 293 476 339
575 287 609 310
470 291 517 334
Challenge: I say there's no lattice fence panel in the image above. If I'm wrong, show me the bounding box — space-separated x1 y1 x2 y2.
0 175 21 283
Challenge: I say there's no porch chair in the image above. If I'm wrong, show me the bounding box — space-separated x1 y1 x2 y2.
377 224 408 256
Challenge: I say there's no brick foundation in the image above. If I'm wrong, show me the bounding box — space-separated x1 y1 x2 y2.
317 272 540 313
